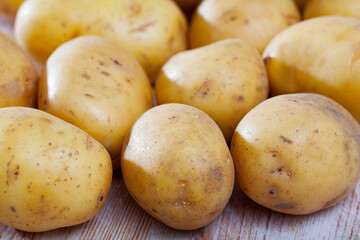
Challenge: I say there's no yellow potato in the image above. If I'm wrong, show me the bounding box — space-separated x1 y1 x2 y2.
155 39 268 142
189 0 300 53
38 36 153 169
263 16 360 122
0 0 24 19
0 107 112 232
14 0 187 82
304 0 360 19
0 31 38 108
121 104 234 230
231 93 360 215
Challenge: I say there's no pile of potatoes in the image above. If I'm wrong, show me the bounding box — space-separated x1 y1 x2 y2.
0 0 360 233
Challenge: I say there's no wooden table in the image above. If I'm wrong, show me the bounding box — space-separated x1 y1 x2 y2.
1 13 359 240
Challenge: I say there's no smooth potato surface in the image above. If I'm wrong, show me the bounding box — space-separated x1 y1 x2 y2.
121 104 234 230
155 39 268 142
38 36 153 169
231 94 360 215
0 31 38 108
263 16 360 122
189 0 300 53
15 0 187 81
304 0 360 19
0 107 112 232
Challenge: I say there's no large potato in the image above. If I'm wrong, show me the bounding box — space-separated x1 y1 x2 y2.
0 31 38 108
155 39 268 142
231 93 360 215
38 36 153 169
14 0 187 81
263 16 360 122
0 0 24 19
304 0 360 19
189 0 300 53
121 104 234 230
0 107 112 232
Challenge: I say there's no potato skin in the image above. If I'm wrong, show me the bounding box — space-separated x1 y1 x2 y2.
189 0 300 53
121 104 234 230
304 0 360 19
0 32 38 108
263 16 360 122
0 107 112 232
38 36 153 169
0 0 24 19
231 93 360 215
14 0 187 81
155 39 268 142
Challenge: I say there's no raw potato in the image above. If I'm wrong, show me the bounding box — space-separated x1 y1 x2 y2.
189 0 300 53
14 0 187 81
155 39 268 142
231 93 360 215
38 36 153 169
304 0 360 19
121 104 234 230
0 107 112 232
263 16 360 122
0 31 38 108
0 0 24 19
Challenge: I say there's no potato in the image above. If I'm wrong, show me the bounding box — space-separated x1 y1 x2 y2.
0 0 24 19
0 31 38 108
155 39 268 142
189 0 300 53
38 36 153 169
121 104 234 230
0 107 112 232
263 16 360 122
231 93 360 215
303 0 360 19
14 0 187 82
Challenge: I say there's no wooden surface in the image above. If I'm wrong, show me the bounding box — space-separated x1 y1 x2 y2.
1 13 360 240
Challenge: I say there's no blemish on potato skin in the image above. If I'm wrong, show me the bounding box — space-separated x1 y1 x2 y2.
129 21 157 33
268 187 277 197
86 136 93 150
280 135 293 144
101 71 110 76
40 118 52 124
84 93 95 99
237 96 244 102
81 73 90 79
10 206 15 213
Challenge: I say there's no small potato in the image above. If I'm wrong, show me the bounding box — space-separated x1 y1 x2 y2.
38 36 153 169
14 0 187 81
121 104 234 230
0 107 112 232
304 0 360 19
0 31 38 108
263 16 360 122
189 0 300 53
0 0 24 19
155 39 268 142
231 93 360 215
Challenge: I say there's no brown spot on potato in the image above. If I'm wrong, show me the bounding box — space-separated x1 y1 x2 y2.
151 208 158 213
40 118 52 124
284 14 299 25
81 73 90 79
10 206 15 212
314 129 319 133
129 21 157 33
268 187 277 196
237 96 244 102
113 59 122 66
84 93 95 99
244 19 249 24
205 167 224 194
86 136 93 150
101 71 110 76
197 80 211 98
77 184 80 188
69 111 75 116
280 136 293 144
41 195 45 202
98 61 105 66
323 189 349 209
274 203 294 209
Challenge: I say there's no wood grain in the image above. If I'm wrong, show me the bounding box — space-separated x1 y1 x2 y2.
0 13 360 240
